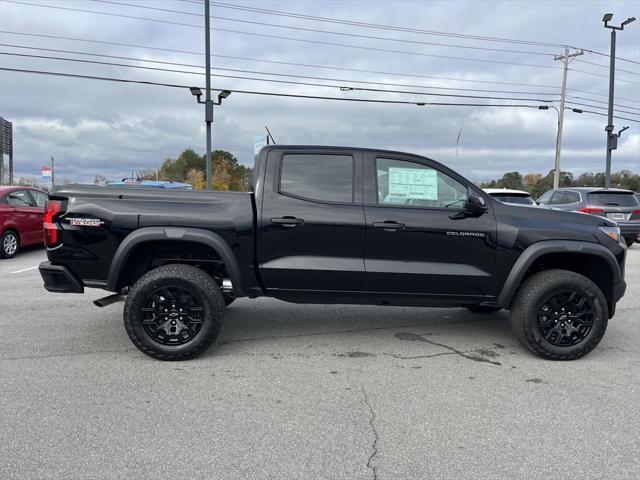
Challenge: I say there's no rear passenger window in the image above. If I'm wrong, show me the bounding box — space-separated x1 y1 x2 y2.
548 192 566 205
280 154 354 203
564 192 580 203
30 190 48 208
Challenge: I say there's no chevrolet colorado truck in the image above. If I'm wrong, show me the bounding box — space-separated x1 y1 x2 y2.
39 146 627 361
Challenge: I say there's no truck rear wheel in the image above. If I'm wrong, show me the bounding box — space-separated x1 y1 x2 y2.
123 264 225 360
510 269 608 360
622 235 635 247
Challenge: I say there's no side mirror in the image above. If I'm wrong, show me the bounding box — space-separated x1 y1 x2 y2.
450 192 487 219
465 193 487 216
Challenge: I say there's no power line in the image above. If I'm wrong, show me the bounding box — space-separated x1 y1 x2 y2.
2 30 638 104
207 1 566 48
2 65 636 122
88 0 558 58
565 95 640 113
564 105 639 124
562 99 639 117
1 1 566 70
0 51 557 103
205 1 640 66
0 66 551 109
583 48 640 67
569 67 640 85
0 30 570 91
0 44 565 99
573 58 639 76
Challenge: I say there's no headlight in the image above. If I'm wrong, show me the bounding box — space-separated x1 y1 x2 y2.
599 226 621 243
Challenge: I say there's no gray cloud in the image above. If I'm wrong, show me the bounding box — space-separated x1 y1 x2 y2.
0 0 638 185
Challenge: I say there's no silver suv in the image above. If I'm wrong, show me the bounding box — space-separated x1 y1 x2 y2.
537 187 640 246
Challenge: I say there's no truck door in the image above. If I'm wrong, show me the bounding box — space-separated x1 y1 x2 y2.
259 148 366 295
362 151 497 301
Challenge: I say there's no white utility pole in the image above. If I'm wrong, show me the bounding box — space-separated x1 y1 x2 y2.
552 47 583 189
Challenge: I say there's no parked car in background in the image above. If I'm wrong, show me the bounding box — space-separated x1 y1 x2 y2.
0 186 48 258
537 187 640 246
484 188 535 206
107 179 193 190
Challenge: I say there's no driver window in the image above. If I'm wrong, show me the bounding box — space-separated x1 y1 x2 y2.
376 158 467 208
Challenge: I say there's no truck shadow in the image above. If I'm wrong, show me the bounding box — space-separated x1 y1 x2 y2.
211 298 518 359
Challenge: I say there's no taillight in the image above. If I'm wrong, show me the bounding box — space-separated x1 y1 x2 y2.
44 200 63 247
578 207 604 214
632 209 640 215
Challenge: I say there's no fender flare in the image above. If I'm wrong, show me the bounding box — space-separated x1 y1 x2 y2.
106 227 244 296
497 240 622 307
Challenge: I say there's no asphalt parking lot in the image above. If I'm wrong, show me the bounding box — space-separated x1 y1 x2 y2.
1 246 639 480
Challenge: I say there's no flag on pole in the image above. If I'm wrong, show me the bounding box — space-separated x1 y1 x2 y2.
42 166 52 179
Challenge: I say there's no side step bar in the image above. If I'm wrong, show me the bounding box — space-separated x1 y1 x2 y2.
94 293 126 308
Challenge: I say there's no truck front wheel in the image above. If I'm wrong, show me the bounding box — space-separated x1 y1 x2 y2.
510 269 608 360
123 264 225 360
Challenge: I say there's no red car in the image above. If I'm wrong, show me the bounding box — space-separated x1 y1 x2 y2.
0 186 48 258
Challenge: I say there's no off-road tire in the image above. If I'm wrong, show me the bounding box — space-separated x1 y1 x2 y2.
123 264 224 360
0 230 19 259
510 269 608 360
466 305 502 314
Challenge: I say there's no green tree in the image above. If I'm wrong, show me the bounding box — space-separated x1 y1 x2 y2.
156 148 252 191
496 171 525 190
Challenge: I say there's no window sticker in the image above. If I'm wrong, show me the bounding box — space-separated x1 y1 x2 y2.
387 167 438 200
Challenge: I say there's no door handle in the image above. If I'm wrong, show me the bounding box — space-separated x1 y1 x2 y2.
372 221 405 231
270 216 304 228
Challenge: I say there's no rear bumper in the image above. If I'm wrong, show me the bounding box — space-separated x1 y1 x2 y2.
39 261 84 293
617 222 640 236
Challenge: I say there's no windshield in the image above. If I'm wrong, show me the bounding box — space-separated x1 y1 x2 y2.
588 192 638 207
491 194 535 205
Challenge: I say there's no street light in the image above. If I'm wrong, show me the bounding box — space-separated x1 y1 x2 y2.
190 88 231 106
602 13 636 188
216 90 231 104
189 86 232 189
537 105 583 187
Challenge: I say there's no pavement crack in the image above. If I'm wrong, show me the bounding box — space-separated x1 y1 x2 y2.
361 385 379 480
395 332 501 365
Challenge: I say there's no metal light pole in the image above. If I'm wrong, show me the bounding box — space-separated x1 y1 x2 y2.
204 0 213 190
50 156 55 188
602 13 635 188
553 48 583 189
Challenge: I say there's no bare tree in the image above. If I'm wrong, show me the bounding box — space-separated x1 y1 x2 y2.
93 174 107 185
137 168 158 180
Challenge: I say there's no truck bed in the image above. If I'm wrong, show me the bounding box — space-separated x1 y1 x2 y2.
47 185 258 295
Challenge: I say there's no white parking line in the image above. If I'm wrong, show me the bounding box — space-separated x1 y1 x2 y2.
10 266 38 274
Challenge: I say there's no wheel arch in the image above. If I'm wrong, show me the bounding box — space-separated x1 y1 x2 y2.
107 227 244 296
497 240 622 309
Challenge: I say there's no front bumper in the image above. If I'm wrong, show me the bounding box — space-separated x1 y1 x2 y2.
39 261 84 293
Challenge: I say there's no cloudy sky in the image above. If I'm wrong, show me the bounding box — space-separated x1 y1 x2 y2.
0 0 638 185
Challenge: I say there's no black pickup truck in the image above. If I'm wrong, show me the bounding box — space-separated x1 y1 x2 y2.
40 146 627 361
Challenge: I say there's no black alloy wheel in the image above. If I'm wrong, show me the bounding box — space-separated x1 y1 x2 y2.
141 285 205 346
536 291 594 347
